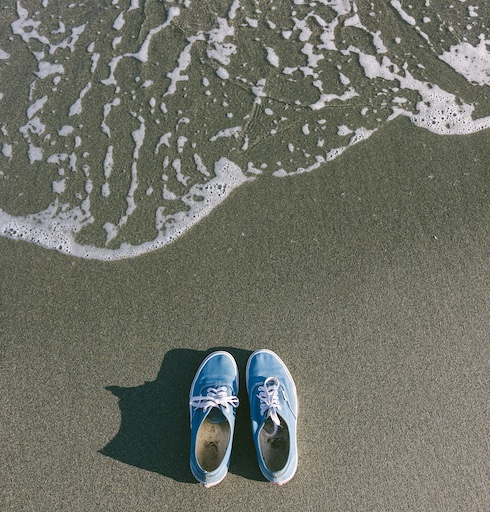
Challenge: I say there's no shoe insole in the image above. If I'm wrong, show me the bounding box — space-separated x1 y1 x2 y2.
259 416 290 472
196 414 231 472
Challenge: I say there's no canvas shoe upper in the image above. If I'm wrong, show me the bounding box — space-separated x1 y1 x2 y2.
246 349 298 485
189 351 239 487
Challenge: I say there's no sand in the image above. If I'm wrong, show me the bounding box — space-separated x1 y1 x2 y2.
2 117 490 511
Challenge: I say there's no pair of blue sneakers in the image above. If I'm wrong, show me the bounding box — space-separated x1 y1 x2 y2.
189 349 298 487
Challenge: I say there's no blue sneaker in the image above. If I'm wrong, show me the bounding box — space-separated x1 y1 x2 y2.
189 351 239 487
246 349 298 485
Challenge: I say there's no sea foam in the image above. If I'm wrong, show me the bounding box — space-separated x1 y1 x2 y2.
0 0 489 260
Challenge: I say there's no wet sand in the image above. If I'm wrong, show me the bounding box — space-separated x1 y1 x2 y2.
2 117 490 511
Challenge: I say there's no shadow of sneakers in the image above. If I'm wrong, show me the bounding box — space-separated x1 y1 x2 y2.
100 347 262 483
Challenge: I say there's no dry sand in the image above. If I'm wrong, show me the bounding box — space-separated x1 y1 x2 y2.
2 118 490 511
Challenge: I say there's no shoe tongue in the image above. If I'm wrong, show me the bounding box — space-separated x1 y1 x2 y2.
206 407 227 424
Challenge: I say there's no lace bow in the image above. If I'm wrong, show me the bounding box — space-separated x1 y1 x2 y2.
190 386 239 412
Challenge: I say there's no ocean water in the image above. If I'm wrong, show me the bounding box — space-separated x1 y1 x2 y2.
0 0 489 260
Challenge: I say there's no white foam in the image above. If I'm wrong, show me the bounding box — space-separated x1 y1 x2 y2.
337 125 353 136
156 133 172 152
46 153 69 165
52 179 66 194
90 52 100 73
207 18 236 66
128 0 139 11
12 2 50 46
103 222 118 244
273 127 376 177
177 136 187 153
36 61 64 79
229 0 240 20
52 21 65 34
109 118 145 234
390 0 416 26
164 35 203 96
134 8 180 63
172 158 188 186
49 23 86 54
112 36 123 50
193 153 210 176
69 82 92 116
355 48 490 135
58 125 74 136
27 96 48 119
2 0 490 260
216 67 229 80
251 78 266 104
409 84 490 134
310 87 359 111
390 0 431 45
209 126 242 142
0 158 252 260
2 143 12 159
439 37 490 86
162 185 178 200
103 145 114 194
101 97 121 137
28 145 43 164
265 46 279 68
113 12 125 30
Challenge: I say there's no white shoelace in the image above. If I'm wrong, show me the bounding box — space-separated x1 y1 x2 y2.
190 386 239 413
257 377 283 437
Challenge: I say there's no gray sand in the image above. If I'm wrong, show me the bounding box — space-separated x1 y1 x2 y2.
2 118 490 511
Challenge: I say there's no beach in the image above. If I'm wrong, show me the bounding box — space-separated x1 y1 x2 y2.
2 116 490 511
